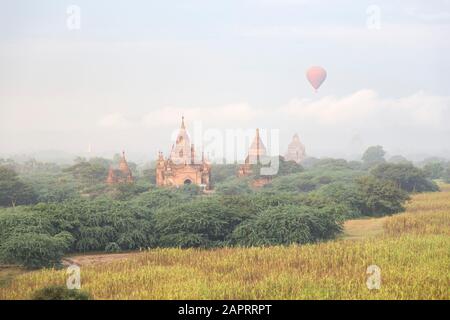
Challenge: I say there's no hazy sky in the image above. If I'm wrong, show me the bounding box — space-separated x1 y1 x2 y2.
1 0 449 162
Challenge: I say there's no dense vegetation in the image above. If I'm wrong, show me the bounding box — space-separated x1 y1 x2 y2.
0 146 444 268
2 185 449 299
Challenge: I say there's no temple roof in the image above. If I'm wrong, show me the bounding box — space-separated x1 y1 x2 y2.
285 133 306 163
170 116 193 164
246 128 267 163
287 133 305 150
118 151 132 175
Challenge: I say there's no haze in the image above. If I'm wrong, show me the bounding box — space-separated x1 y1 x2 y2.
1 0 449 163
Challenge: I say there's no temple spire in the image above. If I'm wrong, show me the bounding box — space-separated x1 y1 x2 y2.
256 128 260 159
285 133 306 163
246 128 266 164
181 116 185 129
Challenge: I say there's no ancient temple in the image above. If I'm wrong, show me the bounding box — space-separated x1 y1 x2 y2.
106 151 134 184
237 128 272 187
156 117 211 189
285 133 306 163
238 128 267 177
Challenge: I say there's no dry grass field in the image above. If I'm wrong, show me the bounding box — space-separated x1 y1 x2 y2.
1 184 449 300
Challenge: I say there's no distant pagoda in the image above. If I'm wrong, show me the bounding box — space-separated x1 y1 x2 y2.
238 128 272 187
238 128 267 177
106 151 134 184
285 133 306 164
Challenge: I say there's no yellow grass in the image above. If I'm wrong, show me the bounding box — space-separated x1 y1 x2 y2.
1 184 449 300
384 182 450 236
343 217 388 240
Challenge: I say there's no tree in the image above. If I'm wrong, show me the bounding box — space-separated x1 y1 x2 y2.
0 166 37 207
154 198 241 248
362 145 386 168
0 232 72 268
231 205 342 246
215 177 253 195
105 242 121 253
112 183 148 201
355 176 409 216
211 164 239 184
443 165 450 184
422 161 447 180
388 155 412 165
370 163 439 193
64 161 108 185
277 156 304 176
315 182 366 218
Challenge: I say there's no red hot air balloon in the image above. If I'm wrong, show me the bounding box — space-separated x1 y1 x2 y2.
306 66 327 92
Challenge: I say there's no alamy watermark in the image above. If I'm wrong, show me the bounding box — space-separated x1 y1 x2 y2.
66 264 81 289
66 5 81 30
366 264 381 290
366 5 381 30
168 121 281 175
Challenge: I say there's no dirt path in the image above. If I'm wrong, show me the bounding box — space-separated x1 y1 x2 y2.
62 252 139 267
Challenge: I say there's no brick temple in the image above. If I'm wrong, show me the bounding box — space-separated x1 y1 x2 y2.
106 151 134 184
156 117 211 189
285 133 306 163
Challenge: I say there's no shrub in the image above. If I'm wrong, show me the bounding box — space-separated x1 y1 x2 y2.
32 285 91 300
105 242 121 253
315 182 365 218
154 198 241 248
231 205 342 246
215 177 252 195
355 176 409 216
211 164 239 184
444 166 450 184
0 233 70 269
422 161 447 179
370 163 439 193
0 166 37 207
268 168 363 193
362 145 386 168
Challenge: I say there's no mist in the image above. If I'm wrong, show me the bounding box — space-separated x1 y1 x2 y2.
1 0 449 164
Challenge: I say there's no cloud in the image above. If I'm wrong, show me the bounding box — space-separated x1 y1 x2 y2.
141 103 260 128
97 90 450 132
245 0 312 6
238 23 450 49
280 89 450 129
405 7 450 22
97 113 132 128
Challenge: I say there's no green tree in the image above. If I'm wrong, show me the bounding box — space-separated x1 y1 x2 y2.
355 176 409 216
362 145 386 168
231 205 342 246
215 177 253 195
370 163 439 193
0 232 72 268
315 182 366 218
443 165 450 184
388 155 412 165
422 161 447 180
0 166 37 207
64 161 108 184
154 198 241 248
211 164 239 184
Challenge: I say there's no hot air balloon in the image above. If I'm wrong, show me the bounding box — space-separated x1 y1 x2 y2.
306 66 327 92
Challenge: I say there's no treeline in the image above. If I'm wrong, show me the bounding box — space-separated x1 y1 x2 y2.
0 147 445 269
0 170 415 268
